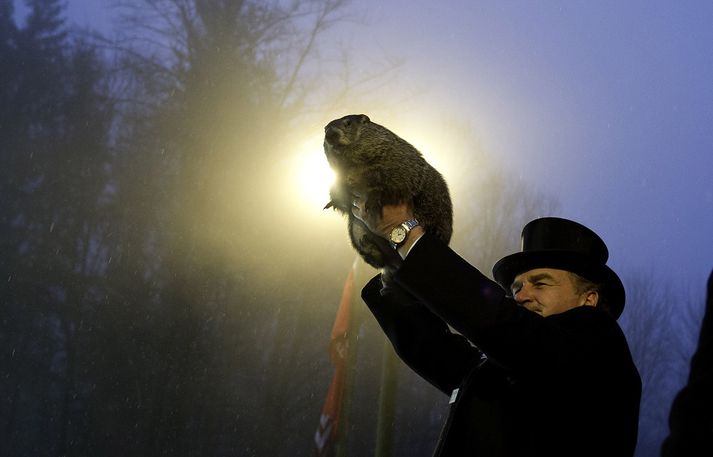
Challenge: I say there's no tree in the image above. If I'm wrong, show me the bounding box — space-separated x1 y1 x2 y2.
0 1 116 455
102 1 360 454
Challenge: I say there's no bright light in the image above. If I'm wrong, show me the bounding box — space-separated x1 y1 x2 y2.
294 138 335 208
281 135 347 238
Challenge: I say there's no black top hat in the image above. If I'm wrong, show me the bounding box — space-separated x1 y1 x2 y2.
492 217 625 319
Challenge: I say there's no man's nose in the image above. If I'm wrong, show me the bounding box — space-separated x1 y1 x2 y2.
514 285 531 304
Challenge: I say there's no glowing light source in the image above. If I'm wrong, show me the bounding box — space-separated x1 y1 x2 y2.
295 138 336 208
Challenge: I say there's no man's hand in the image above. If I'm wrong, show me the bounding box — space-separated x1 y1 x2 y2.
350 191 413 239
351 191 425 259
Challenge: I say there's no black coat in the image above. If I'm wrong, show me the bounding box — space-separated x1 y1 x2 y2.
362 234 641 456
661 268 713 455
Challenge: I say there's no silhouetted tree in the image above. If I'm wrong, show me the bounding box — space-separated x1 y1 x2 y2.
104 1 358 455
0 1 115 455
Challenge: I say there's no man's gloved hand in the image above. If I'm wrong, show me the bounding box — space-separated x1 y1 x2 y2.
350 190 425 261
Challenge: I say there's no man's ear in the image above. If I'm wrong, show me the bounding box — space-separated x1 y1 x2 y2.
583 290 599 308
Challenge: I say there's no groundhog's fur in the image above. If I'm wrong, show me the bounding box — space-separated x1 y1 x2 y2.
323 114 453 270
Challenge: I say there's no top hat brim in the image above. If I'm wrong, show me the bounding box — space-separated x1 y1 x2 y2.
492 250 625 319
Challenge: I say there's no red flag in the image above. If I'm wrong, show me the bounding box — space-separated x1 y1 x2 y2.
315 267 354 456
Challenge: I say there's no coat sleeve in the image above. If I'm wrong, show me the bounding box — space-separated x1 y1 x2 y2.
392 233 579 375
361 274 483 395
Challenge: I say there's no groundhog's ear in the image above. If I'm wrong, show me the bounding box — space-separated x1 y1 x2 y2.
359 114 370 123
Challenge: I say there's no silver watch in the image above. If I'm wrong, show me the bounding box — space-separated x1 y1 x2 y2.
388 219 419 249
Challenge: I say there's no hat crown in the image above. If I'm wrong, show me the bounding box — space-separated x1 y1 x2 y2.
521 217 609 265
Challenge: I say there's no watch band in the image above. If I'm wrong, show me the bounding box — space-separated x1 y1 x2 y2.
401 218 419 231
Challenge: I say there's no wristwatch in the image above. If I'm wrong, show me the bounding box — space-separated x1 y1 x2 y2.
388 219 420 249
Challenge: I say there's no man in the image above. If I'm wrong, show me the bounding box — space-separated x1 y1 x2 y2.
351 198 641 456
662 268 713 456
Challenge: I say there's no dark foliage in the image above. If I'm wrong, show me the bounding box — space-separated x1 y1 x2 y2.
1 1 352 455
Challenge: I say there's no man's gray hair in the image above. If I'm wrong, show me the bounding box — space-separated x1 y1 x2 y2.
569 272 614 317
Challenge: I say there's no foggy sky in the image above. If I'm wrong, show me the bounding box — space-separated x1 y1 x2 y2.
16 0 713 288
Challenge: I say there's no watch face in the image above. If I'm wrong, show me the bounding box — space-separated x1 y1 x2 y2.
390 226 407 244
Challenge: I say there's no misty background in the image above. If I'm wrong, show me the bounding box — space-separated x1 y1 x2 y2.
2 0 712 456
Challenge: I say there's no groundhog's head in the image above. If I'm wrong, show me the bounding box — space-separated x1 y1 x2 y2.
323 114 370 157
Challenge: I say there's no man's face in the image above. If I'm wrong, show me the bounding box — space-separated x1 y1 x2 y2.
510 268 596 317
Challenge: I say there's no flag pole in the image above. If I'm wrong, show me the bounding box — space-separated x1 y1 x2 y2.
335 257 366 457
375 338 399 457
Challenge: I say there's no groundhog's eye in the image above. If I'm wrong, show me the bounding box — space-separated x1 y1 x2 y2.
344 119 351 128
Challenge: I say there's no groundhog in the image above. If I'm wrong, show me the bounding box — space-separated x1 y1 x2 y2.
323 114 453 272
